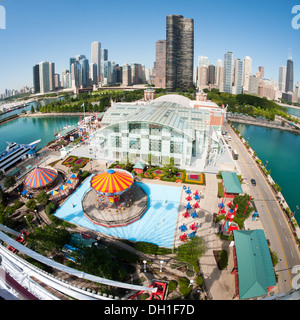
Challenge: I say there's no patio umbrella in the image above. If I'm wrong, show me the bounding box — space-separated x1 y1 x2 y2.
190 222 198 231
183 211 190 218
191 211 198 219
186 195 192 201
179 234 187 242
193 202 199 209
189 232 196 238
185 202 192 210
185 187 192 194
194 194 200 201
179 224 187 232
21 190 28 195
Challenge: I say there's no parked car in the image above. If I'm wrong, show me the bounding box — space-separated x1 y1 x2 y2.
251 179 256 186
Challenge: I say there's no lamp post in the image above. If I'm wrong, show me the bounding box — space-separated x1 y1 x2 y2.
189 279 194 287
265 160 268 169
143 260 147 273
160 260 164 272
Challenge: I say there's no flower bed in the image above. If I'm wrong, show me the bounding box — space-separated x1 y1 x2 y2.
73 158 89 168
185 172 205 185
152 169 164 176
62 156 78 166
143 171 153 179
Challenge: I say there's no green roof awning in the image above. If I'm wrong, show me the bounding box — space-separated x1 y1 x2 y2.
221 171 243 194
233 230 277 300
133 161 146 169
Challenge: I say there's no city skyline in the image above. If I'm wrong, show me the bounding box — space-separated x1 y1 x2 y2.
0 0 299 94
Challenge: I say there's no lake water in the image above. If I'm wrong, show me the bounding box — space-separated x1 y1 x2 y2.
0 114 80 151
233 123 300 224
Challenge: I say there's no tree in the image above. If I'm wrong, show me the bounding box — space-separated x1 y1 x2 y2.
27 224 70 254
26 199 37 211
3 175 16 189
231 193 254 220
45 201 57 215
31 105 35 113
176 237 206 265
35 191 49 206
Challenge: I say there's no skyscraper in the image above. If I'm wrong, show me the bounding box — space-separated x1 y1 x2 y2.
223 51 233 93
70 55 90 88
215 59 223 89
155 40 166 88
208 64 215 85
258 66 264 78
285 58 294 93
278 66 286 92
39 61 50 94
91 41 101 84
233 58 243 94
101 49 108 85
33 64 40 93
49 62 55 91
242 56 252 91
166 15 194 91
122 64 132 86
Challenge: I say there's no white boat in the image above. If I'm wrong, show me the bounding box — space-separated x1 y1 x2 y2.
0 139 41 173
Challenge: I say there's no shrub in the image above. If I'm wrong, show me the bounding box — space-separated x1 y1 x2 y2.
168 280 177 292
26 199 37 211
186 270 195 277
179 285 192 297
45 202 57 215
193 261 200 274
195 275 204 287
4 206 15 215
178 278 193 297
12 200 23 210
134 242 158 254
178 277 190 288
3 176 16 189
35 191 49 206
219 250 228 270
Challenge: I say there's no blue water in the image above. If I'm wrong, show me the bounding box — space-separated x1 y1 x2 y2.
286 106 300 118
233 123 300 224
0 115 80 151
54 178 182 248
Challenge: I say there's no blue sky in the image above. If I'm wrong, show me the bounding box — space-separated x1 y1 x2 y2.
0 0 299 93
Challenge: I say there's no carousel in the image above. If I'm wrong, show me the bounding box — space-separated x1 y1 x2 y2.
23 167 58 194
82 168 148 228
90 169 134 204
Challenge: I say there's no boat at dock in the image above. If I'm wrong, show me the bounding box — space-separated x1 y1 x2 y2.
0 139 41 173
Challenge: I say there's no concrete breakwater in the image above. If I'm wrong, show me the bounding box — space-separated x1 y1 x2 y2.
227 115 300 135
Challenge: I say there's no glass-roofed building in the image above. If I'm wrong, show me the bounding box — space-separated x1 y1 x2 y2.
92 94 232 172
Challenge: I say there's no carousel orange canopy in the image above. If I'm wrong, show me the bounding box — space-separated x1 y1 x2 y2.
90 169 134 195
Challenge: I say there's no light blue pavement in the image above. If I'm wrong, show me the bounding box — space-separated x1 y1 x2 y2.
54 178 182 248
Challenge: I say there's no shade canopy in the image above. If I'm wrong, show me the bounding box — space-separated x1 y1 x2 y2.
90 169 134 195
24 167 57 189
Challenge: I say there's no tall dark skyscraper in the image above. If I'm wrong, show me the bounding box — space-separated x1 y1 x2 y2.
33 64 40 93
166 15 194 91
285 58 294 93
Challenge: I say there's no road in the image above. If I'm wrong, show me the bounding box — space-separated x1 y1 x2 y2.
224 121 300 294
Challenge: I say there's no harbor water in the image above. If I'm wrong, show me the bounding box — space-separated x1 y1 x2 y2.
233 122 300 225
